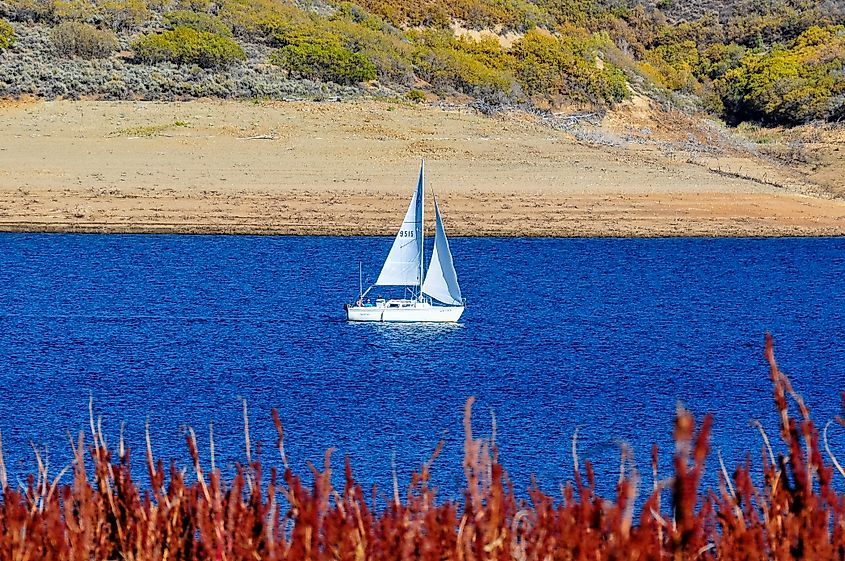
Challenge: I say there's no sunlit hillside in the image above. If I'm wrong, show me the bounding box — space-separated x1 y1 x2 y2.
0 0 843 126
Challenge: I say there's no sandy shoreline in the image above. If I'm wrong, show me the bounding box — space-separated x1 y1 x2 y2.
1 191 843 237
1 99 843 237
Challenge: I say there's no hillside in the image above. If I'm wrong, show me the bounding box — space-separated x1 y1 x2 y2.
638 0 845 26
0 0 843 129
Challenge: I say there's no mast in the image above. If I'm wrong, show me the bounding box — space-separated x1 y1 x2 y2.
418 159 425 301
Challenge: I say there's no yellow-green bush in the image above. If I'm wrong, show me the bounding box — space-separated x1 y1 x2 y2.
493 0 547 31
538 0 592 26
447 0 545 30
715 25 845 124
325 15 414 84
263 8 414 84
348 0 447 29
724 5 819 47
643 40 699 92
406 88 426 102
591 60 628 103
133 26 246 68
509 27 628 105
510 29 568 95
453 35 510 70
269 37 376 84
698 43 746 81
51 21 118 57
54 0 98 21
349 0 542 31
170 0 214 13
219 0 308 41
415 43 514 99
0 19 14 50
98 0 149 30
7 0 56 22
406 28 514 100
164 10 232 37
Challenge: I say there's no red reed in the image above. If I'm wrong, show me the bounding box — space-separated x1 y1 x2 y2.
1 334 844 560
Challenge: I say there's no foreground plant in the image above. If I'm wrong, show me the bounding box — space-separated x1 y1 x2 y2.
0 334 843 560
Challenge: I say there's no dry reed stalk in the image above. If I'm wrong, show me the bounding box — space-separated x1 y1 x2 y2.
0 336 842 560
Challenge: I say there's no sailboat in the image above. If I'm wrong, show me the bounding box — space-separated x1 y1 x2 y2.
345 161 465 322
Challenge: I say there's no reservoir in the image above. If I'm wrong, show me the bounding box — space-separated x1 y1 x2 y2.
0 234 842 497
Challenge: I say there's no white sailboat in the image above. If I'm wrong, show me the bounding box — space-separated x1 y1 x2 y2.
345 161 465 322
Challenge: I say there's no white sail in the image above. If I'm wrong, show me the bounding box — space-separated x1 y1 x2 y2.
375 164 424 286
422 197 462 305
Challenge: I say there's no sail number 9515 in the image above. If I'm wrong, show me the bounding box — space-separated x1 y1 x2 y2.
398 230 415 238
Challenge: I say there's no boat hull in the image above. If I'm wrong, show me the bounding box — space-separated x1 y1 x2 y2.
346 303 464 322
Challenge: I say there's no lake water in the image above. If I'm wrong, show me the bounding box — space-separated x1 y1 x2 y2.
0 234 843 499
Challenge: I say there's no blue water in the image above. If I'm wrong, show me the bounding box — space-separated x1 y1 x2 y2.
0 234 843 500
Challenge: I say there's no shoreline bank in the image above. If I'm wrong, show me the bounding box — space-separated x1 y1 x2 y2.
1 99 843 237
1 191 842 237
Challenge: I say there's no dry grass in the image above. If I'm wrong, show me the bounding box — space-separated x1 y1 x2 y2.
0 335 844 559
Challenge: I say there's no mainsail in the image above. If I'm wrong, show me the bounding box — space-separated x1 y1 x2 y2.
421 197 462 305
375 164 424 286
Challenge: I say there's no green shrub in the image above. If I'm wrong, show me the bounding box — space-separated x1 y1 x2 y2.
643 40 700 92
591 62 629 103
54 0 98 21
0 19 14 50
7 0 56 22
405 29 516 101
133 26 246 68
406 88 426 102
508 27 628 105
171 0 214 12
454 35 509 70
323 17 414 84
537 0 592 26
269 38 376 84
219 0 308 41
713 25 845 124
509 29 567 95
414 43 515 100
350 0 542 30
98 0 149 30
698 43 746 81
163 10 232 37
51 21 118 58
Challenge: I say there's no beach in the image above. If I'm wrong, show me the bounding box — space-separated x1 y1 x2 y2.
1 98 843 237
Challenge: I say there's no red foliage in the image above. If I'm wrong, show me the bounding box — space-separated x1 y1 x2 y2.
1 335 844 560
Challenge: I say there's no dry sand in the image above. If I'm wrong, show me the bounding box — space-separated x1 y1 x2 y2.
0 98 843 236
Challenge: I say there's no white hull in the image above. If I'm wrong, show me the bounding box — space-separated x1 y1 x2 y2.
346 301 464 322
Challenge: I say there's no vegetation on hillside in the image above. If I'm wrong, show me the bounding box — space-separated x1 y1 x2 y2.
270 38 378 85
0 0 843 125
0 336 844 559
0 17 13 49
133 26 246 67
713 26 845 124
51 21 118 57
